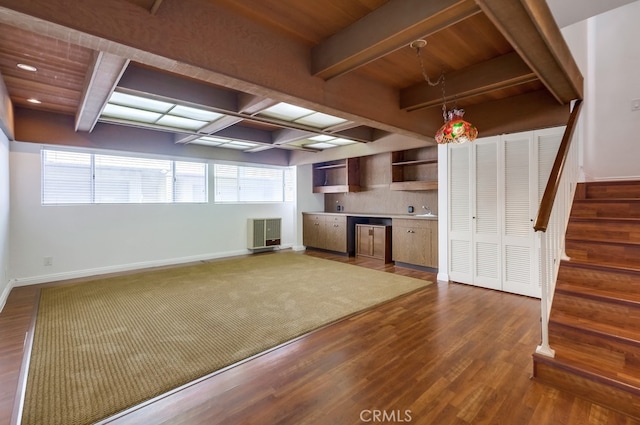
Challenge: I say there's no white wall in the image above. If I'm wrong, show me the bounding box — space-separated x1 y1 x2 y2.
577 2 640 181
0 131 10 310
9 141 297 286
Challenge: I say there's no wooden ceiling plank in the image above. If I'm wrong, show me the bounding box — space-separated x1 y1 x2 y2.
474 0 583 103
311 0 481 80
76 51 129 132
400 52 537 111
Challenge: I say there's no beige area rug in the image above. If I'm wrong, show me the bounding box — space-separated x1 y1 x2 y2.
22 252 430 425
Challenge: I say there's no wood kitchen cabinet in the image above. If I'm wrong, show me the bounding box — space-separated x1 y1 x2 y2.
302 213 347 253
356 224 391 262
392 218 438 268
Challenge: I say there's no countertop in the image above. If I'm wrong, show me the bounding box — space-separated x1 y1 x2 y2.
303 211 438 220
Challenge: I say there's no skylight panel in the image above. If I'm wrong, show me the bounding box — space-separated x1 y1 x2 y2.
305 142 338 149
102 104 163 123
329 138 358 145
308 134 335 142
224 141 259 149
258 102 314 121
294 112 347 128
156 115 208 131
191 137 223 147
109 92 173 113
169 105 224 121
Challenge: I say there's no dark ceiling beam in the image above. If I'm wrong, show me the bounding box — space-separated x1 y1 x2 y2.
75 51 129 132
400 52 537 111
272 128 316 145
475 0 583 103
311 0 481 80
237 94 278 115
464 89 570 137
333 126 376 143
117 64 238 112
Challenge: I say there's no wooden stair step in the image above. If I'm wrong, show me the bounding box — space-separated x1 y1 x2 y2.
557 260 640 292
571 199 640 219
566 217 640 243
551 289 640 330
556 282 640 307
584 180 640 199
549 313 640 371
533 353 640 419
565 238 640 271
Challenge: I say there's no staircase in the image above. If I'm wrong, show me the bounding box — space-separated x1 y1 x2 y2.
533 180 640 418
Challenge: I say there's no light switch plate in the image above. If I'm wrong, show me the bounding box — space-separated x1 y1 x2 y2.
632 98 640 111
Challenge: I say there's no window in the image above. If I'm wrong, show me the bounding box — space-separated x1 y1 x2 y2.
42 149 207 204
214 164 294 203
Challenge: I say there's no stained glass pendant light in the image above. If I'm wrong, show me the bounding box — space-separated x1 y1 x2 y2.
435 108 478 144
411 39 478 144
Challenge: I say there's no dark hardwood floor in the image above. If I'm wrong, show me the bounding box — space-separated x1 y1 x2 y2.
1 249 638 425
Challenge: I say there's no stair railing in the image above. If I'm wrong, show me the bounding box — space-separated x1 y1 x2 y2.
534 99 583 357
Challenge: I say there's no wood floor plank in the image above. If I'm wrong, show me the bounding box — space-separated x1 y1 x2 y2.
1 250 638 425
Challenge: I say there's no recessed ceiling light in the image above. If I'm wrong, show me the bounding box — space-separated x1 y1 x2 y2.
27 98 42 104
17 63 38 72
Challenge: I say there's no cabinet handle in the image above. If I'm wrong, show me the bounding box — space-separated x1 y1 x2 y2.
406 229 415 233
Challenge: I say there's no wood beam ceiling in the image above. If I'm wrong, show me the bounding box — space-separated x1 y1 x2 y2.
400 52 537 111
475 0 583 103
311 0 481 80
75 51 129 132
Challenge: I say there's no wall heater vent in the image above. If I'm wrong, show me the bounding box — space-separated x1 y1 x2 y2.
248 218 281 251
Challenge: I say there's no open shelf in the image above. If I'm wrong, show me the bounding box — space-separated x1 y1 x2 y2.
390 147 438 191
312 158 360 193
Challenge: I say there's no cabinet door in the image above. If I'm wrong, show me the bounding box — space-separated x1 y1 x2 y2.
392 222 431 267
324 216 347 253
302 215 324 248
356 225 373 257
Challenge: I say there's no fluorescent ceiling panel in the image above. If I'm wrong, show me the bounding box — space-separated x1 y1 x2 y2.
170 105 224 121
258 102 314 121
329 138 358 145
156 115 208 131
191 137 223 147
305 142 337 149
102 104 162 123
109 92 173 113
294 112 348 128
308 134 335 141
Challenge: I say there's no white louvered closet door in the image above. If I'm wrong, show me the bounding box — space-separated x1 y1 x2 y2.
502 132 538 297
473 137 501 290
448 143 473 284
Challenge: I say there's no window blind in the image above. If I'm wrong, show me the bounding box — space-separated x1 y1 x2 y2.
214 163 293 203
42 149 207 204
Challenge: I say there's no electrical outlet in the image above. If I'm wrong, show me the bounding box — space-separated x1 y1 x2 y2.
43 256 53 267
632 98 640 111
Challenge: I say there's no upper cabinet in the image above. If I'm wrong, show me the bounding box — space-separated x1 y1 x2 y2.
390 146 438 191
312 158 360 193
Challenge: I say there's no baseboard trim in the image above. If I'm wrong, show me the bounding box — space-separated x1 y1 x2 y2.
11 250 253 287
0 280 13 313
437 272 450 283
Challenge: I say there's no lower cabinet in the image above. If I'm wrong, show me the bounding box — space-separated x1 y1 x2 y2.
356 224 391 262
302 213 347 253
392 219 438 268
